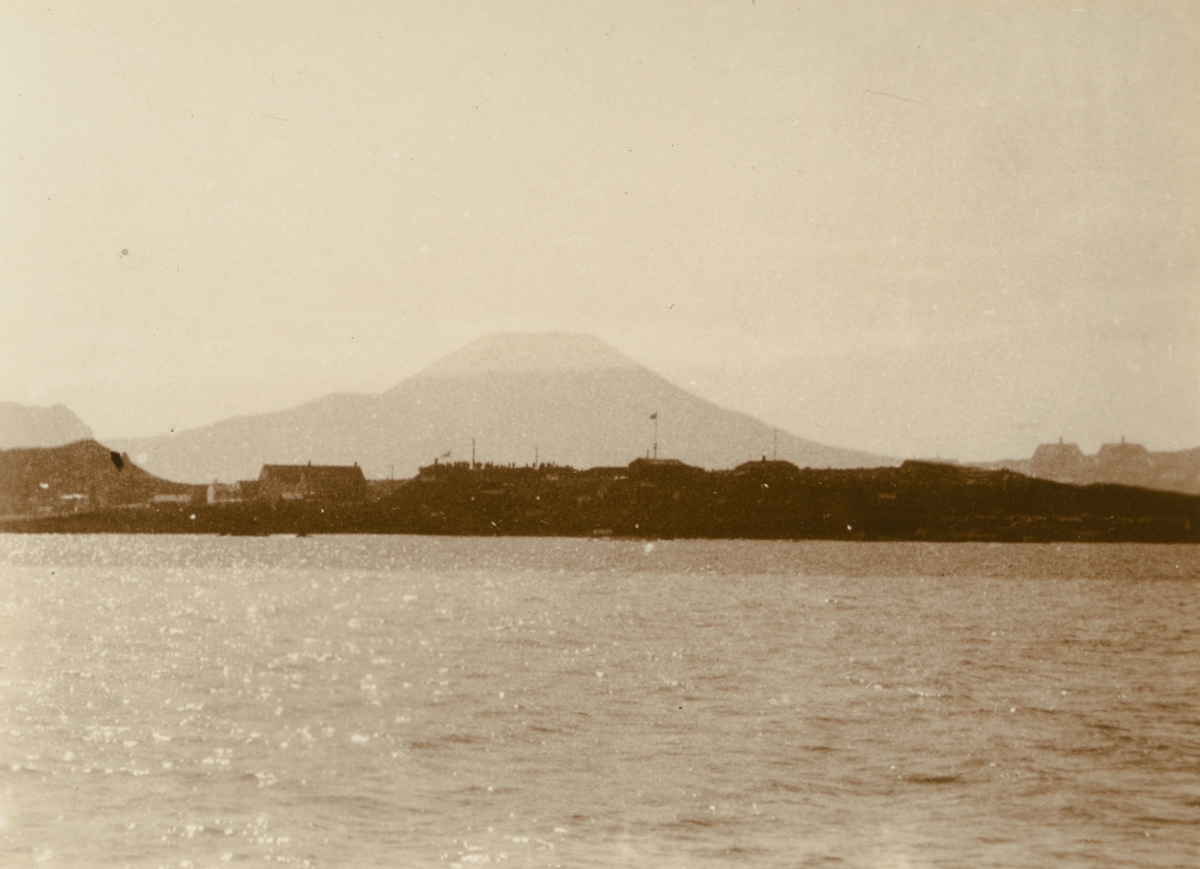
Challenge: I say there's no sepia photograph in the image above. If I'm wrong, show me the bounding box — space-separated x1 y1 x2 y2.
2 1 1198 866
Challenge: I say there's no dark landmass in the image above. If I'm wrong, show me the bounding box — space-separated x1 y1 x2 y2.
0 439 202 518
4 448 1196 543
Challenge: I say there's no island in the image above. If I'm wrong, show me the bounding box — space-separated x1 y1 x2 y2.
2 442 1196 542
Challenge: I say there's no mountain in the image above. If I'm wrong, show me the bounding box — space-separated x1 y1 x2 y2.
112 333 896 484
0 439 201 516
0 402 93 449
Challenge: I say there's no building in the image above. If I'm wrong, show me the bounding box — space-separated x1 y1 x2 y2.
206 481 243 504
1029 438 1089 481
254 462 367 502
627 457 702 477
1094 437 1153 477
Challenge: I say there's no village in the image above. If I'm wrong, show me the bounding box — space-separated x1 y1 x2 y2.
1 438 1196 543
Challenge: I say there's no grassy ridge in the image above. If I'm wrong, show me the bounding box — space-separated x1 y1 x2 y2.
5 459 1197 543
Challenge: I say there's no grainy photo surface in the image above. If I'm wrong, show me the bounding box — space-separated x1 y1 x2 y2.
2 2 1198 867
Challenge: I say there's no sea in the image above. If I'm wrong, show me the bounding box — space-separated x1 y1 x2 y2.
1 535 1198 869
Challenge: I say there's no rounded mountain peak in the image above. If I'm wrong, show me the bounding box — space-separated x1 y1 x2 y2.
420 332 640 376
0 401 94 449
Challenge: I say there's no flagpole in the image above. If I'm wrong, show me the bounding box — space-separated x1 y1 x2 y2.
653 412 658 460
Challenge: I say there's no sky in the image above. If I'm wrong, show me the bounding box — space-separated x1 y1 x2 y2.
2 1 1196 461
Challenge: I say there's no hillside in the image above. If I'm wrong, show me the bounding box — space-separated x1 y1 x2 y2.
0 439 201 516
0 402 93 449
112 333 895 483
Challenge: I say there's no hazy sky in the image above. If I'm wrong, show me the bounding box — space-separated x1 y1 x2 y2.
3 1 1196 461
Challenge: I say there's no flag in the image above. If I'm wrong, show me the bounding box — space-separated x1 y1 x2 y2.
442 451 451 458
650 413 657 420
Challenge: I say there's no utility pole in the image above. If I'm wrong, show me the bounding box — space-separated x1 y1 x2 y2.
472 438 476 470
651 411 658 460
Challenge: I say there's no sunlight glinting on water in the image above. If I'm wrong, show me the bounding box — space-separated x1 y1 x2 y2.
1 535 1197 868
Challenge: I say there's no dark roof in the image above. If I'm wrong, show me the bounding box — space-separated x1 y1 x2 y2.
1097 441 1149 457
733 459 801 474
259 464 365 484
1033 442 1085 458
627 457 700 470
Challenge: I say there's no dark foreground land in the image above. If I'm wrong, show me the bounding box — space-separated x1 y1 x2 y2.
4 457 1197 543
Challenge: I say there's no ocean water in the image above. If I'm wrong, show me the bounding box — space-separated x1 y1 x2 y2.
1 536 1198 869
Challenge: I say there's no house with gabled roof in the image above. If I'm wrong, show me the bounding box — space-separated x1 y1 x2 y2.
1030 438 1089 481
254 462 367 502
